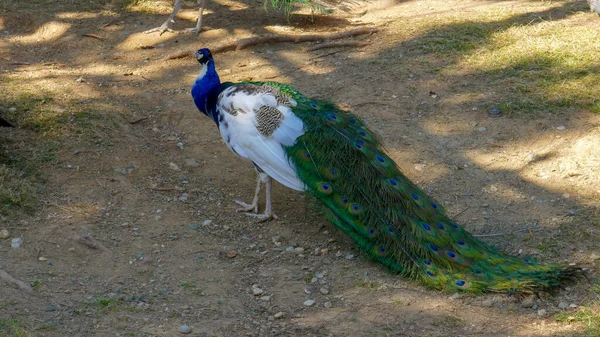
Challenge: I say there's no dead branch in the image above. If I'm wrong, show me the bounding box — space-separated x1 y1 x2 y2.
82 33 105 40
0 269 34 294
72 235 111 253
164 27 378 60
306 41 370 52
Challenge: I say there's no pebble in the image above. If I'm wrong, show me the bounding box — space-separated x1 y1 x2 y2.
304 288 311 294
521 297 535 308
478 127 487 132
178 193 188 201
537 309 548 317
0 229 9 239
481 299 493 307
303 300 315 307
8 107 17 113
558 302 569 309
345 254 355 260
202 220 212 226
252 285 264 296
469 121 478 127
189 224 199 230
260 296 271 301
11 238 22 248
569 304 578 308
590 253 600 260
320 287 330 295
274 312 284 319
226 251 237 259
323 301 332 308
178 325 191 334
448 292 460 300
38 257 47 261
294 247 305 253
169 162 181 171
488 107 503 118
44 305 56 312
556 125 566 131
185 158 200 167
320 248 329 255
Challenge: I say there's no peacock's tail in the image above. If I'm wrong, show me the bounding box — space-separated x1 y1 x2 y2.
257 81 580 293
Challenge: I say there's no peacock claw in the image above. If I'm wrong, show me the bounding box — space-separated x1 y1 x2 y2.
143 24 174 36
245 212 279 222
234 200 258 214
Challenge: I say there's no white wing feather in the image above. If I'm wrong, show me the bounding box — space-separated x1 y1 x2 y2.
217 86 306 191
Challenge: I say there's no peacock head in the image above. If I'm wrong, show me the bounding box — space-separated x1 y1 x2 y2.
195 48 213 65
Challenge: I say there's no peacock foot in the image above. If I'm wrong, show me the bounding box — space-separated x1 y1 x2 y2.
234 200 259 214
184 27 201 36
143 23 174 36
244 211 279 222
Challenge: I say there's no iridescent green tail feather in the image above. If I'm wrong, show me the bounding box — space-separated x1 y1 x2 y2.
260 81 579 293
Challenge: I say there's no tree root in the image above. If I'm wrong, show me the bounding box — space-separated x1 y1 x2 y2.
0 269 34 294
163 27 377 60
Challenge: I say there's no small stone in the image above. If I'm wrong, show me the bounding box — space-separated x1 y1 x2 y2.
38 257 47 261
345 254 355 260
185 158 200 167
558 302 569 309
44 305 56 312
320 287 330 295
178 193 188 201
178 324 191 334
448 292 460 300
532 304 539 310
336 251 343 257
569 304 578 308
189 224 199 230
11 238 22 248
304 288 311 294
226 251 237 259
169 162 181 171
488 107 503 118
591 253 600 261
260 295 271 301
481 299 493 307
478 127 487 132
320 248 329 255
303 299 315 307
323 301 332 308
537 309 548 317
8 107 17 113
556 125 566 131
294 247 305 253
202 220 212 226
469 121 478 127
0 229 9 239
521 297 535 308
252 286 264 296
274 312 284 318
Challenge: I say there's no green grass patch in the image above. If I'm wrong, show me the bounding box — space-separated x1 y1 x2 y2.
556 303 600 337
0 317 34 337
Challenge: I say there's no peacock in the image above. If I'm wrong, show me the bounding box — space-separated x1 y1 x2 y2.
191 48 581 293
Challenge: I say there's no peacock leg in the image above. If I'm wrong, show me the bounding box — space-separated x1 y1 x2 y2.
234 174 261 213
143 0 182 35
183 0 207 36
245 175 279 222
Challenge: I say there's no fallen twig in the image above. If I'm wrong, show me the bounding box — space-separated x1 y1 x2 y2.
72 235 111 253
0 269 34 294
82 33 105 40
164 27 378 60
306 41 370 52
129 117 148 124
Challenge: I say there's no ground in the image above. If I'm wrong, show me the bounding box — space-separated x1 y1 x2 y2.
1 0 600 336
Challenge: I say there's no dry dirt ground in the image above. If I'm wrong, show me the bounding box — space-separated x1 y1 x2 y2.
1 0 600 336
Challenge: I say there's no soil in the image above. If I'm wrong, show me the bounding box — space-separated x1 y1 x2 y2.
1 0 599 336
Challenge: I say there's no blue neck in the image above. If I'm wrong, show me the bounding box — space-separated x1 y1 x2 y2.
191 60 222 125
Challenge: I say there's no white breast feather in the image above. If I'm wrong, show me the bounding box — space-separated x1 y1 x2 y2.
217 87 306 191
